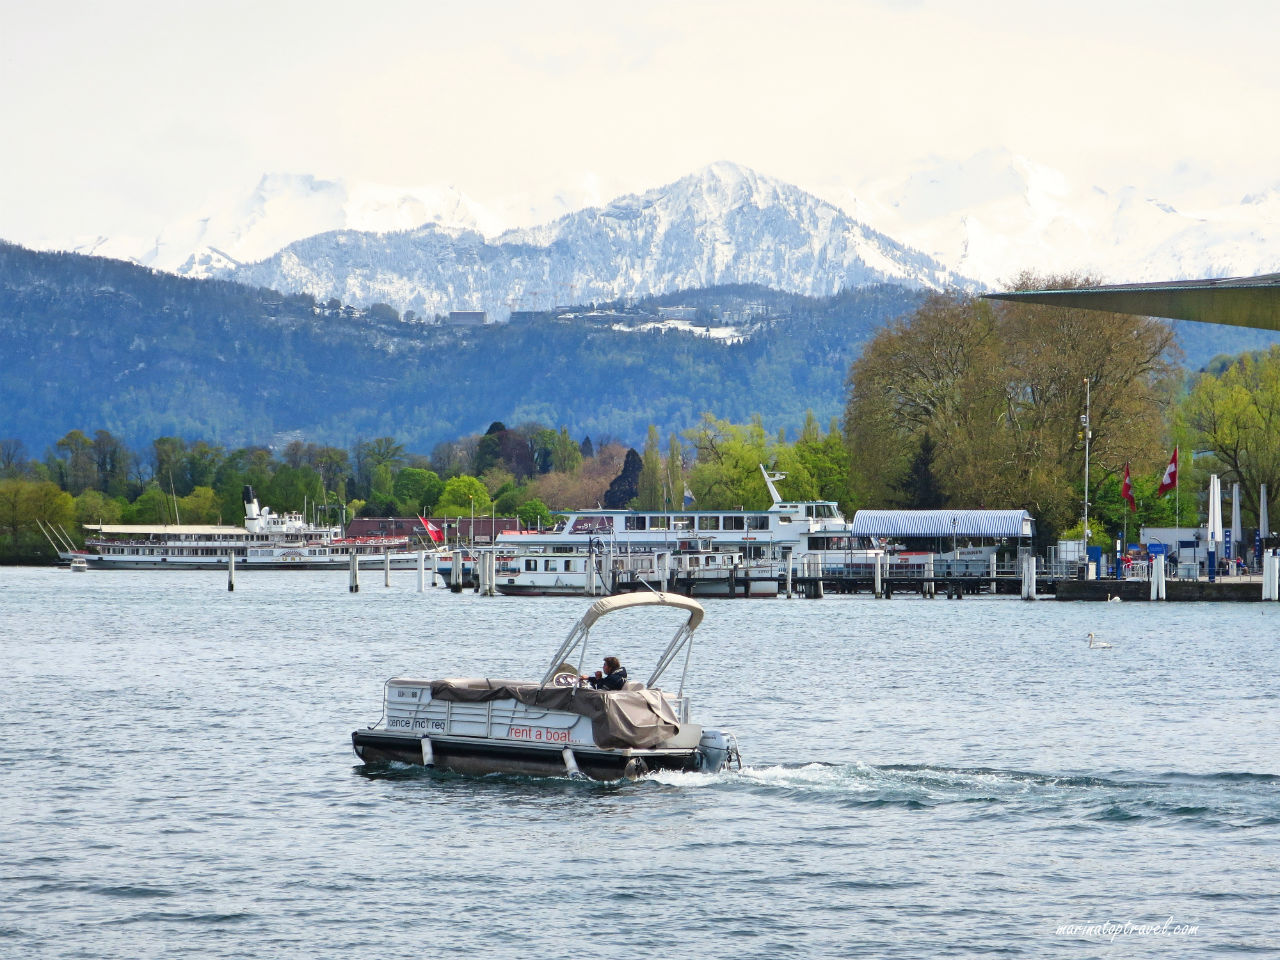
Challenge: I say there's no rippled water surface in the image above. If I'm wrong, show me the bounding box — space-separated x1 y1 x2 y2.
3 567 1278 957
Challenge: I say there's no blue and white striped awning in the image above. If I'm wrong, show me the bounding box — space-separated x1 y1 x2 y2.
851 509 1034 539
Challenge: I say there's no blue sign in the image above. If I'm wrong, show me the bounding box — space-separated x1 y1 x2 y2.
1147 543 1167 557
1225 529 1233 560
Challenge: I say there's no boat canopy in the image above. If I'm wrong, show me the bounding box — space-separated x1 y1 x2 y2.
577 592 705 632
851 509 1034 539
540 592 706 695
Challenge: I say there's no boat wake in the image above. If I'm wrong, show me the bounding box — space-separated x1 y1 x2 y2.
645 761 1280 828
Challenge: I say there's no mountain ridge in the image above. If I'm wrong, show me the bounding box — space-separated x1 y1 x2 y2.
215 162 968 320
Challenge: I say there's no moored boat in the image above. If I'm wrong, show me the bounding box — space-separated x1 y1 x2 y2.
495 540 778 597
351 592 740 780
64 486 438 571
497 465 880 576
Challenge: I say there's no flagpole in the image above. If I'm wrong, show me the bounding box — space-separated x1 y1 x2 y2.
1175 444 1179 526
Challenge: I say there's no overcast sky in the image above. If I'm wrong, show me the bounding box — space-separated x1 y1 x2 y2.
4 0 1279 249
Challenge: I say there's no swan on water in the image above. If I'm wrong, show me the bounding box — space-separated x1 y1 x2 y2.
1087 632 1114 649
1106 594 1122 603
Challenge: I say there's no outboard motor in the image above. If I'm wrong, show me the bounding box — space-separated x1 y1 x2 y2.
691 729 740 773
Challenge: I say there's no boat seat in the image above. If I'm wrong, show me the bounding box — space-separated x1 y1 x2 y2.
621 679 645 691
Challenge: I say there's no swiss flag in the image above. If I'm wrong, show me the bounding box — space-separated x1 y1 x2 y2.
1122 463 1137 512
1157 448 1178 497
420 517 444 543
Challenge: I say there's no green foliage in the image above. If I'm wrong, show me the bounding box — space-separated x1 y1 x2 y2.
845 281 1180 541
636 426 663 509
1181 346 1280 526
74 490 124 527
177 486 222 524
435 475 492 517
0 478 75 557
0 243 929 455
392 467 443 515
516 498 555 529
684 414 816 508
551 428 582 474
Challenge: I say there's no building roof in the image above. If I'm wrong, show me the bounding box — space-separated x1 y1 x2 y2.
851 509 1034 539
86 523 246 535
985 274 1280 332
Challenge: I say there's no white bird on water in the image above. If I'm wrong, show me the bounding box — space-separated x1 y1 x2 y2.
1106 594 1122 603
1087 632 1114 649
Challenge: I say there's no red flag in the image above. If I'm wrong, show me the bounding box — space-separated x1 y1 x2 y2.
1156 448 1178 497
420 517 444 543
1122 463 1137 512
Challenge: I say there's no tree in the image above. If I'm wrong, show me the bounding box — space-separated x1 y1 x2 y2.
844 278 1178 539
516 498 555 529
603 448 643 508
0 479 75 556
551 427 582 473
636 426 663 509
1181 346 1280 526
392 467 443 515
92 430 133 497
684 415 777 508
435 475 492 517
75 489 124 527
665 434 684 509
355 437 406 494
51 430 97 495
896 433 945 509
178 486 222 524
153 437 187 492
793 414 852 511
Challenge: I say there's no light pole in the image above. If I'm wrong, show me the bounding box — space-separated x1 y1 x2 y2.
469 495 474 545
1081 377 1091 574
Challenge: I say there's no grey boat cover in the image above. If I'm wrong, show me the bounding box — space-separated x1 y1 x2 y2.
429 679 681 750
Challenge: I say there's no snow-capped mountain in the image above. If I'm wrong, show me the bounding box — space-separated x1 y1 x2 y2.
217 162 965 318
70 174 509 276
833 149 1280 286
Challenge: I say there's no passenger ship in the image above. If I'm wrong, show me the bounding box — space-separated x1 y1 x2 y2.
64 487 435 571
497 467 881 576
495 541 780 598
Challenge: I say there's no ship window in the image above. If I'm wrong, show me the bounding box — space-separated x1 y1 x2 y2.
625 516 647 531
649 516 670 530
723 516 745 530
564 560 574 572
673 516 693 530
697 516 719 530
747 516 769 530
544 560 557 572
525 559 537 571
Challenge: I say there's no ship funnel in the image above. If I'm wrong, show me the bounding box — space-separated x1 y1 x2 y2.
243 485 261 520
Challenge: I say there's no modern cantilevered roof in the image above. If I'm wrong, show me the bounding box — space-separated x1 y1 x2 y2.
851 509 1034 539
984 274 1280 331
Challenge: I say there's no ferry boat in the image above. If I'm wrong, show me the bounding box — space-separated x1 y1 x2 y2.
351 592 740 780
495 541 779 597
64 486 437 571
496 466 881 576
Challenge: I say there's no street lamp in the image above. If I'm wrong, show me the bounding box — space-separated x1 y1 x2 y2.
951 516 958 571
469 495 474 545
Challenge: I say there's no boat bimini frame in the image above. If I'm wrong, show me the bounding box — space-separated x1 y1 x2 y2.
539 592 705 699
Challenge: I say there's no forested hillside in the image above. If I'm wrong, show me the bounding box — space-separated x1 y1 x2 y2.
0 242 920 452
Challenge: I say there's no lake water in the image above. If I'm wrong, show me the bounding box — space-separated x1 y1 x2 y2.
2 567 1277 958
